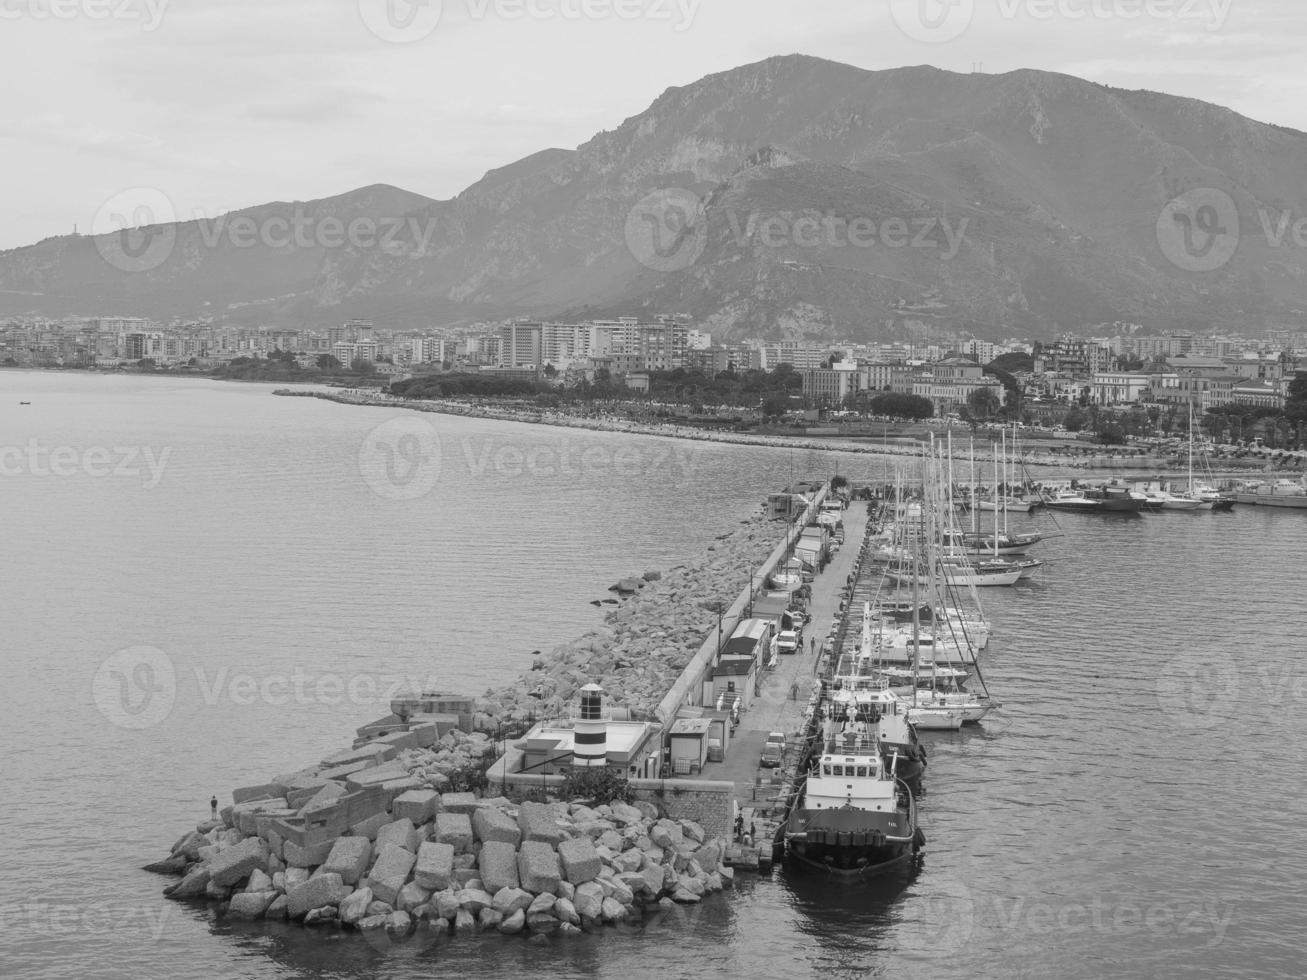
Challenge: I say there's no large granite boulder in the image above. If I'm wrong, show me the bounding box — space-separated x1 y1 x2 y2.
293 782 346 812
321 837 372 885
227 891 276 920
518 802 568 847
209 837 269 887
245 869 274 894
553 896 580 926
608 802 645 826
478 841 520 894
286 873 351 919
364 843 417 906
491 887 533 916
349 812 392 841
439 792 479 815
456 888 494 914
339 887 374 926
396 881 432 913
392 789 440 825
573 881 604 920
433 812 473 854
612 848 643 874
517 841 561 895
376 818 423 853
693 840 723 872
557 836 602 885
413 841 455 891
498 909 525 934
472 807 522 846
283 838 334 869
165 867 210 899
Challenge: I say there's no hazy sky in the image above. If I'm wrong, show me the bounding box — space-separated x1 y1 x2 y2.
4 0 1306 250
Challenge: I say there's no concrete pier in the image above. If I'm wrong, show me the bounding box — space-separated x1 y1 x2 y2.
699 498 872 869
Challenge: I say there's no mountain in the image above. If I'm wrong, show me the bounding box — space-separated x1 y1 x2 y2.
5 55 1307 340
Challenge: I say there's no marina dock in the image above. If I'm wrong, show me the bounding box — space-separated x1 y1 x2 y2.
703 497 872 870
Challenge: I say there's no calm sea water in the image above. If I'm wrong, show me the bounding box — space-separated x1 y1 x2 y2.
1 371 1303 980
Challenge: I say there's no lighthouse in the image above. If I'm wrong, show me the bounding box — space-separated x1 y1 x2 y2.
573 683 607 768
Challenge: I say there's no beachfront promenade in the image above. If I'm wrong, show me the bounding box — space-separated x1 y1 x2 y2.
704 498 871 865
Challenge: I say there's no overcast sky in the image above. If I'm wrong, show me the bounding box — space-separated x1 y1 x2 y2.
4 0 1305 251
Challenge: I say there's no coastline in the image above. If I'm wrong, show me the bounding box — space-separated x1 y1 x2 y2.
273 388 1135 471
144 494 818 942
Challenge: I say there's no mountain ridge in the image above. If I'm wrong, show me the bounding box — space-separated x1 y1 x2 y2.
4 54 1306 340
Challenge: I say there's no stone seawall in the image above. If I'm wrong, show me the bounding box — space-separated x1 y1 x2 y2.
491 769 733 845
145 486 812 945
474 506 809 731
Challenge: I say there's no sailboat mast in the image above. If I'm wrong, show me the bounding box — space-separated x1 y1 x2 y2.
969 438 977 535
992 444 1000 558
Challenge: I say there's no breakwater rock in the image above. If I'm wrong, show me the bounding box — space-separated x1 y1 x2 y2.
474 512 786 728
152 793 731 941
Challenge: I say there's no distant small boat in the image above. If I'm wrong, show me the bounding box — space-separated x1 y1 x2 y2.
19 401 30 405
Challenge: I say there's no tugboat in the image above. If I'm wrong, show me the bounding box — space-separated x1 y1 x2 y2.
785 703 924 875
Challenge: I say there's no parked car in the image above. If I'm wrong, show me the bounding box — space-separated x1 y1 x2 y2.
760 732 786 768
776 629 799 654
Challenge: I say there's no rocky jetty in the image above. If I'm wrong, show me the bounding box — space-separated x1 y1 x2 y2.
474 512 784 729
152 792 732 941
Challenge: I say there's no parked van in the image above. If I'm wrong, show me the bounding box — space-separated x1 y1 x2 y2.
760 732 786 768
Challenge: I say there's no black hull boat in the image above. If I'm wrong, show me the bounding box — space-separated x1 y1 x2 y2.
786 803 924 875
785 721 924 877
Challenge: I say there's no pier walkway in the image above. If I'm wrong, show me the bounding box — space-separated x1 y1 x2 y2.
700 498 872 868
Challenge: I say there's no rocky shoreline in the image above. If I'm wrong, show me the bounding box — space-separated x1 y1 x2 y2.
152 793 731 941
147 504 791 944
473 512 786 730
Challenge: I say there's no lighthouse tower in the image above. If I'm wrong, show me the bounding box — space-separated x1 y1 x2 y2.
573 684 607 768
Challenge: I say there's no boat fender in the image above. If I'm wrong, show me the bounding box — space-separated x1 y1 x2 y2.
913 828 926 850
